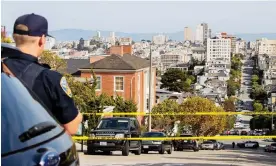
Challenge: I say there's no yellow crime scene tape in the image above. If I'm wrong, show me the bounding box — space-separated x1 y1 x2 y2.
82 112 276 116
72 135 276 141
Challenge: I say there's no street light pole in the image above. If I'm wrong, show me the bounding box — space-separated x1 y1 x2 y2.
148 43 152 132
272 104 274 131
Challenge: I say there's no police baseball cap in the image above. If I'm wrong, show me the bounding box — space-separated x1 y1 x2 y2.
13 13 53 38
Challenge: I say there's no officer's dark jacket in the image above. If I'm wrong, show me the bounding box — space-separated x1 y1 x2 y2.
1 47 78 124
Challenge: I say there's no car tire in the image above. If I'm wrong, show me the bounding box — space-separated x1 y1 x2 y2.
134 141 141 155
122 141 130 156
174 147 177 151
167 146 172 154
103 151 111 155
143 150 148 154
159 145 165 154
87 147 96 155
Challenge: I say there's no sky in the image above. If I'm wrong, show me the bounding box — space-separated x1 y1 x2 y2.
1 1 276 34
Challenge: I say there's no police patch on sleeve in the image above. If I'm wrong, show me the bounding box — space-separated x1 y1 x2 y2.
60 76 72 98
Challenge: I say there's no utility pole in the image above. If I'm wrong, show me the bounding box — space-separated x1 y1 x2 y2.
272 104 274 131
148 43 152 132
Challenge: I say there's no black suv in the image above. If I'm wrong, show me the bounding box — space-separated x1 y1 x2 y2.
1 72 79 165
87 117 141 156
173 134 199 152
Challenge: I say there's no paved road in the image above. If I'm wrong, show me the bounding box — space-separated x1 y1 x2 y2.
77 142 276 166
235 56 255 130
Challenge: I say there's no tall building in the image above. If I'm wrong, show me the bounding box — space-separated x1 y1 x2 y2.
96 31 101 38
152 34 167 45
184 27 193 41
235 38 247 55
201 23 209 44
208 29 212 38
219 32 237 53
256 38 276 55
195 25 204 43
206 37 231 69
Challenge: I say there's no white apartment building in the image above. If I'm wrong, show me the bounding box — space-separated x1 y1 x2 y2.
248 41 256 50
256 38 276 55
161 53 184 72
184 27 193 41
235 39 247 55
195 25 204 43
192 47 206 62
206 37 231 68
152 34 167 45
84 40 90 47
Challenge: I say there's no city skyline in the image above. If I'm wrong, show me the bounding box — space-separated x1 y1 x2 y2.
2 1 276 34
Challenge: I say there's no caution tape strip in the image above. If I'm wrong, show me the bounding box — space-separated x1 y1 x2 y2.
72 136 276 141
82 112 276 116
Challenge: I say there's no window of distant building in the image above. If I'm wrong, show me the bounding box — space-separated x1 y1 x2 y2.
95 76 102 90
114 76 124 91
91 75 102 91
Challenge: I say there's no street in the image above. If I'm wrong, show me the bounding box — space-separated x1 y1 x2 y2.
235 55 255 130
77 141 276 166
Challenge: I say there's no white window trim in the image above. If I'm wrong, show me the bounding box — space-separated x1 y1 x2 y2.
95 75 102 91
114 76 124 92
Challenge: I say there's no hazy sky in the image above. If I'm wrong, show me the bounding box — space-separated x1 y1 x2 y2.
2 1 276 34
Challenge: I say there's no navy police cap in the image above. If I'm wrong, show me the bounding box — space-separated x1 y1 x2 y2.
13 13 53 38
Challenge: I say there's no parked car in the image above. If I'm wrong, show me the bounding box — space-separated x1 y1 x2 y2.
87 117 142 156
237 141 259 148
173 134 199 152
240 131 248 135
141 132 172 154
264 143 276 153
200 141 216 150
217 142 225 150
1 73 80 166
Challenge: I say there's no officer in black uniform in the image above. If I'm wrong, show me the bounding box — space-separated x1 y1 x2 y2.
1 13 82 135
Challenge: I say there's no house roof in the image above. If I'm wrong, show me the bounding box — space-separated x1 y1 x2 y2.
62 59 90 75
80 54 150 70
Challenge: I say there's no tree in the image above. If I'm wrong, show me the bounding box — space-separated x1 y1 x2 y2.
161 68 194 92
251 75 259 83
227 80 240 96
1 37 13 43
151 99 180 135
156 68 161 77
250 116 271 130
39 51 67 72
253 102 263 112
223 97 237 130
250 85 267 103
178 97 227 136
223 98 236 112
113 96 137 117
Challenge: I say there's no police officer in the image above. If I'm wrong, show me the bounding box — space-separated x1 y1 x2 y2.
1 13 82 135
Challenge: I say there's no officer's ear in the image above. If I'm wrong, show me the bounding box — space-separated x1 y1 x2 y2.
38 35 46 47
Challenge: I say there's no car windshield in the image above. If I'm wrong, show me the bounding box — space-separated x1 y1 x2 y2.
203 141 213 144
1 73 63 155
142 132 165 137
97 119 129 130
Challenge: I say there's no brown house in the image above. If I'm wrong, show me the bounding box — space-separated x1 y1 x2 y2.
108 45 133 56
79 54 156 124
